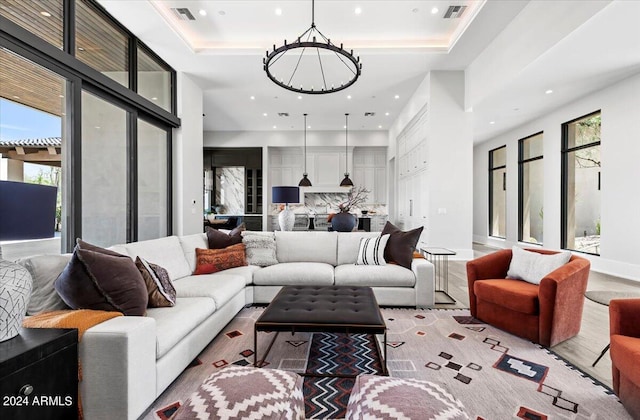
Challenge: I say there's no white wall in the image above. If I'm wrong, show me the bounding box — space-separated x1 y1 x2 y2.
390 71 473 259
473 72 640 280
173 73 204 236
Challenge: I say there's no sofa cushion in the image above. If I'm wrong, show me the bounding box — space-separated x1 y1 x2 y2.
334 264 416 287
213 265 262 286
253 262 334 286
124 236 192 281
337 232 380 265
136 257 176 307
242 231 278 267
507 246 572 285
178 233 208 273
356 234 390 266
382 221 423 269
275 231 338 266
55 240 148 316
194 244 247 275
173 274 245 309
474 279 539 315
146 297 216 359
16 254 71 315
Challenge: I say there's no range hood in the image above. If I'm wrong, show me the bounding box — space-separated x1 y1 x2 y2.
301 186 350 194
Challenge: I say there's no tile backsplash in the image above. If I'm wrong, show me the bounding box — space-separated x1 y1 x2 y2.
269 192 387 215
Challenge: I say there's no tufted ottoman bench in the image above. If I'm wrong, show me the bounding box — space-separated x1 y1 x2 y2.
346 374 469 419
254 285 387 374
172 366 304 420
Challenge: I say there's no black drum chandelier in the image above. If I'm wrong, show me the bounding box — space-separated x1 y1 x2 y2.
263 0 362 95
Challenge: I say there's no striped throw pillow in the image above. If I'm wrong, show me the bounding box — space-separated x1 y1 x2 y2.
356 234 390 266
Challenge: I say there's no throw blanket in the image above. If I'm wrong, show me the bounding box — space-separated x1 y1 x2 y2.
23 309 124 419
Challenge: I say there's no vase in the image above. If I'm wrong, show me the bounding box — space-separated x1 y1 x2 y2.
331 212 357 232
0 260 33 342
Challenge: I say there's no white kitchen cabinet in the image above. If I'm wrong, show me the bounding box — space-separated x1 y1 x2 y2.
353 147 387 204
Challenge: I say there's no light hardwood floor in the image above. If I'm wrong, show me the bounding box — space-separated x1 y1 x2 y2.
434 243 640 388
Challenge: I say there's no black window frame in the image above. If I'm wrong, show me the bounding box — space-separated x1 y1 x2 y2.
488 145 507 239
561 110 602 255
0 0 178 251
518 131 544 244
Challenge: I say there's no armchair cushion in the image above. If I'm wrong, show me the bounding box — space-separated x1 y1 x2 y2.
610 335 640 388
474 279 539 315
507 246 571 285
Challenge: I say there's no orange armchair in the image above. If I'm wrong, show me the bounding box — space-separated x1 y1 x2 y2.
466 248 590 347
609 298 640 418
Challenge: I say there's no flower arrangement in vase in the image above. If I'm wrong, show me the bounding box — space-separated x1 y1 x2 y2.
338 186 370 213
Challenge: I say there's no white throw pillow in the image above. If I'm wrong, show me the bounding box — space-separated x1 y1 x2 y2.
507 246 572 285
356 234 390 266
241 231 278 267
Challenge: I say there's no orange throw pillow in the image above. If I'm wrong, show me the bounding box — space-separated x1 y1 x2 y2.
194 244 247 275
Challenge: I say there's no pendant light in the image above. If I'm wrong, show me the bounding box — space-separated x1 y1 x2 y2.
340 113 354 187
298 113 312 186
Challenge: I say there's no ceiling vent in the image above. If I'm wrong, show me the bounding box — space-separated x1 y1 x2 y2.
364 112 376 117
444 5 467 19
278 112 289 117
171 8 195 21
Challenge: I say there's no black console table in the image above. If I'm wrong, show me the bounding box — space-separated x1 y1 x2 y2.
0 328 78 419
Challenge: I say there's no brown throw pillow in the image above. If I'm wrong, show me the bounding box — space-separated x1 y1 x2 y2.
135 257 176 307
206 223 245 249
194 243 247 275
54 239 148 316
381 221 424 269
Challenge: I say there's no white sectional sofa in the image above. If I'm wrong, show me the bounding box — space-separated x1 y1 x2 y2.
20 231 435 420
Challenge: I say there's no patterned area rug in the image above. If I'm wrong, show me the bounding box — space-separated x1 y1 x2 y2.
144 307 631 420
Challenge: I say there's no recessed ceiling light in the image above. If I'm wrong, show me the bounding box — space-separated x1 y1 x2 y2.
378 125 383 129
307 125 311 129
347 95 352 99
218 10 226 16
272 125 277 129
297 95 302 100
198 9 207 16
151 97 158 100
394 94 400 99
545 89 553 94
431 7 439 14
355 7 362 15
489 121 495 125
263 113 268 117
95 126 101 129
275 8 282 16
40 11 51 17
385 112 390 116
59 95 64 98
343 125 347 129
250 96 255 100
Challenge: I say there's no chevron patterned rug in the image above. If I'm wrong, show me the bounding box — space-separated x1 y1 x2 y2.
144 307 631 420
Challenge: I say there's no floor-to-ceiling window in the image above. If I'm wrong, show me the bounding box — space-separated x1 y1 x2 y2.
137 119 169 241
0 47 68 253
519 132 544 244
80 90 128 246
562 111 601 255
1 0 178 253
489 145 507 238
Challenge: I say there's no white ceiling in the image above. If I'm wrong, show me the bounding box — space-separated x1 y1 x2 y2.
98 0 640 143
